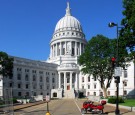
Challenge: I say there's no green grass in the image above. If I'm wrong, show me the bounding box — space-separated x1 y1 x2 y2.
119 99 135 107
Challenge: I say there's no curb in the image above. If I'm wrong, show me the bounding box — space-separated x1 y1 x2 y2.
107 103 135 112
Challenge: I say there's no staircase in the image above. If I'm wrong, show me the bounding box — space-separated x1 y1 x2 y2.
63 89 75 99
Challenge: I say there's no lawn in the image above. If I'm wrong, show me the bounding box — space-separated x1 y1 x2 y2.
119 99 135 107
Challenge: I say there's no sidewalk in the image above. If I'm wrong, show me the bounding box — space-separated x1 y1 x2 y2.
0 101 45 114
106 103 135 115
13 101 45 110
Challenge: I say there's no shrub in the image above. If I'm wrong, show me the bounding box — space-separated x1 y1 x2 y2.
108 96 124 104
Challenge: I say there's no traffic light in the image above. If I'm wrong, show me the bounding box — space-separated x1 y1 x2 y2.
114 76 120 83
111 57 116 69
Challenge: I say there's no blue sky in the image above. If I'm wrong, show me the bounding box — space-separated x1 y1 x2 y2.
0 0 124 60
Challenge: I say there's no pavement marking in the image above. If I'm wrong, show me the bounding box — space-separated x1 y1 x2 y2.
74 100 84 115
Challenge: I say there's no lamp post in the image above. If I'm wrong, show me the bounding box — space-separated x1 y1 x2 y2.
108 22 120 115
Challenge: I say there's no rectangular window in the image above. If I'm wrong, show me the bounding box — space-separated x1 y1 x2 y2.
18 84 21 88
18 92 22 96
26 84 29 89
124 70 127 78
88 85 90 89
88 76 90 82
94 84 96 89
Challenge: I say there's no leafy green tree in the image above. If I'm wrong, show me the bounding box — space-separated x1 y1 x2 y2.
78 35 128 97
120 0 135 60
0 51 13 77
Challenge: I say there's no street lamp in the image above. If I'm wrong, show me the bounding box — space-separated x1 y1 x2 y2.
108 22 120 115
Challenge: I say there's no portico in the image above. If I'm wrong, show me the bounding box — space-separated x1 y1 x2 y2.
58 71 78 91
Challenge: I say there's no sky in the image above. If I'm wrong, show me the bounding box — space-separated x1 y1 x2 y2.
0 0 124 61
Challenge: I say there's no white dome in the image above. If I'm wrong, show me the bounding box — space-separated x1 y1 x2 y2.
55 15 82 32
54 2 83 32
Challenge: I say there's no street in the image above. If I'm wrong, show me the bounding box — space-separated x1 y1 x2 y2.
12 99 133 115
14 99 82 115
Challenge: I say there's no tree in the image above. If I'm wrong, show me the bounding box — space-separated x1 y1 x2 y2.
78 35 128 97
120 0 135 60
0 51 13 77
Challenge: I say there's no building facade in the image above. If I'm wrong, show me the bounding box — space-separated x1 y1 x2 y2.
2 3 135 99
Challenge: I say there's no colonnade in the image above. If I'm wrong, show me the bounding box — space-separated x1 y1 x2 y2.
58 72 79 90
50 41 85 57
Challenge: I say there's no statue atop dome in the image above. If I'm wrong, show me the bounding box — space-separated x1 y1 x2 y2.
65 2 71 16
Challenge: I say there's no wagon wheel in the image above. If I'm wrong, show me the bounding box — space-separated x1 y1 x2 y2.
81 108 87 114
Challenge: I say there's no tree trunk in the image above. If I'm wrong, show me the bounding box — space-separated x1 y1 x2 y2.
102 87 107 98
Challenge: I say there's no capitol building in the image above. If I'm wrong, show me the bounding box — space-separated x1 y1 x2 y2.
1 3 135 99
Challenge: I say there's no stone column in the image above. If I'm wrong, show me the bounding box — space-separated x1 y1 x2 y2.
65 41 67 54
56 43 57 56
80 43 81 55
70 72 72 89
75 73 78 90
58 72 61 88
60 42 62 55
75 42 77 55
64 72 66 90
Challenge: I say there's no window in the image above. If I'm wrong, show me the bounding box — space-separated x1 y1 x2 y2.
108 91 110 96
124 90 127 95
72 48 74 56
25 74 29 81
82 85 84 89
46 77 49 82
123 81 127 86
94 92 96 96
100 92 103 96
18 84 21 88
47 85 49 89
39 71 43 74
94 84 96 89
9 83 12 87
67 77 70 83
124 70 127 78
33 75 36 81
87 92 90 96
34 92 36 96
18 92 22 96
52 78 55 83
33 85 36 89
32 70 36 73
94 77 97 81
17 68 21 71
40 76 43 82
26 84 29 89
17 74 21 80
88 76 90 82
40 85 42 89
88 85 90 89
25 69 29 72
26 92 29 96
82 77 84 82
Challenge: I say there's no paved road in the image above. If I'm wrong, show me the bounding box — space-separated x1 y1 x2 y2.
11 99 135 115
14 99 82 115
